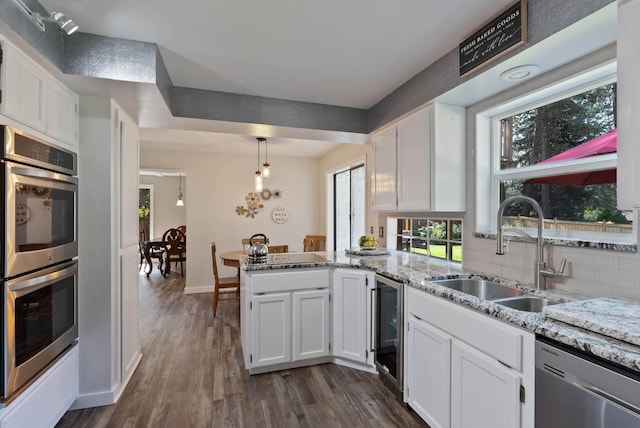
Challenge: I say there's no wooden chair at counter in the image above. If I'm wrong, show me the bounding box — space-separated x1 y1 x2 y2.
211 242 240 316
303 235 326 252
269 244 289 254
162 228 186 277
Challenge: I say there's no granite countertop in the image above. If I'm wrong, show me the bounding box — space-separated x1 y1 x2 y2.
241 249 640 373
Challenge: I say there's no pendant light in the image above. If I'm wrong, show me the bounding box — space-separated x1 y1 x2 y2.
254 139 263 192
260 137 271 178
176 173 185 206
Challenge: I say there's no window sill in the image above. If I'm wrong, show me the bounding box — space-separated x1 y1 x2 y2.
474 230 637 253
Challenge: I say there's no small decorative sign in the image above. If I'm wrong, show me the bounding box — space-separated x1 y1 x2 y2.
459 0 527 77
271 207 289 224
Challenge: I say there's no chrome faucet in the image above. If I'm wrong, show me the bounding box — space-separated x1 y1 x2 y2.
496 195 566 290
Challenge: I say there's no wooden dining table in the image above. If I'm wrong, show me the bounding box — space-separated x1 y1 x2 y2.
220 250 246 276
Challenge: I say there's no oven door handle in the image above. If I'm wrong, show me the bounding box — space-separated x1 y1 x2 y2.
8 261 78 294
9 164 78 185
370 287 377 353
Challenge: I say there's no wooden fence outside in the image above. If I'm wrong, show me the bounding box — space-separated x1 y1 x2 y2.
502 216 632 234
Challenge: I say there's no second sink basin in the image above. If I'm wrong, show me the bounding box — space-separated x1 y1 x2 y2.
431 278 524 300
493 295 559 312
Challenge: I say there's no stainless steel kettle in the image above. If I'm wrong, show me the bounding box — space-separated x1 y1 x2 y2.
248 233 269 262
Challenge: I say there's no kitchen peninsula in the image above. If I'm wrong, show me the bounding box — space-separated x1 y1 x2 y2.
240 250 640 428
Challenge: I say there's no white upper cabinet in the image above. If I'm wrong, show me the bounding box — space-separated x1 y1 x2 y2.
1 41 47 132
1 40 79 152
372 125 398 211
617 0 640 210
46 77 79 151
372 102 466 212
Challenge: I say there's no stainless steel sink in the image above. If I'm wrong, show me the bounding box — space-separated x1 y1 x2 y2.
430 278 524 300
493 295 559 312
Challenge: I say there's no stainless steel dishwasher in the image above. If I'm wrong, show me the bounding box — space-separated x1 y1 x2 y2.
536 337 640 427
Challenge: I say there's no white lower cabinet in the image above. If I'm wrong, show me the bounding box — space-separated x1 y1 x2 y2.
293 289 331 360
251 293 292 367
243 269 331 371
406 286 534 428
451 340 521 428
332 269 371 365
407 314 451 428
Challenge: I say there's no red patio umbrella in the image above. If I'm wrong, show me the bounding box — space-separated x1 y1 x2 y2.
525 128 617 185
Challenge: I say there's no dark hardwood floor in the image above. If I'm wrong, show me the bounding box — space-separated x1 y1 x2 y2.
56 265 426 427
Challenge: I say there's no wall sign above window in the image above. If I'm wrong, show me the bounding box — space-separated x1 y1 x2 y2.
459 0 528 77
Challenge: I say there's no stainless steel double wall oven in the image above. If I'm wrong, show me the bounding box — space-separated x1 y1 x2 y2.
1 125 78 402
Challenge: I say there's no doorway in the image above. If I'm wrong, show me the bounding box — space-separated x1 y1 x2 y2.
139 185 154 241
334 164 365 251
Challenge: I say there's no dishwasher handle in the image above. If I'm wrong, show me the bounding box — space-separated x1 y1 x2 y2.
578 382 640 417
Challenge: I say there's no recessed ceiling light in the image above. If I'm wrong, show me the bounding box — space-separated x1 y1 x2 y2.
499 65 541 81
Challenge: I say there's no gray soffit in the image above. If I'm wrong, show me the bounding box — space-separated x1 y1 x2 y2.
368 0 616 131
0 0 614 134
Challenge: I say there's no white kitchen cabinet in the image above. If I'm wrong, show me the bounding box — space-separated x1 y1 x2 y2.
406 314 451 428
293 289 331 360
617 0 640 210
372 102 466 212
242 269 331 373
251 293 292 367
332 269 372 365
46 76 79 151
372 125 398 211
1 41 47 132
451 340 521 428
0 41 79 151
405 286 534 428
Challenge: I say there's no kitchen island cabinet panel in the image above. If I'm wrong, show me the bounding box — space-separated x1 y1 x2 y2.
332 269 371 365
292 289 331 360
250 293 292 368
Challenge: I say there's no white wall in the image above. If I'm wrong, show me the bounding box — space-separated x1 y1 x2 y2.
139 175 187 238
140 149 323 293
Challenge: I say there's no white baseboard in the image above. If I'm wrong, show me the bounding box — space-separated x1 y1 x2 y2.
183 284 214 294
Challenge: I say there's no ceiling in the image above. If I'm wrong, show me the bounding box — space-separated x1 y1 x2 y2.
35 0 606 158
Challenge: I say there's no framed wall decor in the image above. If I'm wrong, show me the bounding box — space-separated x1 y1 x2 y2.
459 0 528 77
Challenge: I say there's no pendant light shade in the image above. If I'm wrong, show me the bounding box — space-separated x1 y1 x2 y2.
254 138 263 191
260 137 271 177
176 173 185 206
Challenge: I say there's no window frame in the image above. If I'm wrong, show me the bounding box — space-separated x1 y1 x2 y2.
474 59 631 243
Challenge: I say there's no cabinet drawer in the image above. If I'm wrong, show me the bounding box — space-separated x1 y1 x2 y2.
251 269 330 293
408 287 523 371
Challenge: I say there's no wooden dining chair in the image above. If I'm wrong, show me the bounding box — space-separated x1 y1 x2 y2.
162 228 186 277
303 235 326 252
269 244 288 254
211 242 240 316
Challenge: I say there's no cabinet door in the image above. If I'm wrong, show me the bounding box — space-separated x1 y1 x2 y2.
372 126 397 211
47 77 79 150
407 315 451 428
333 269 368 363
292 289 330 360
2 44 46 132
251 293 292 367
451 340 521 428
397 107 431 211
